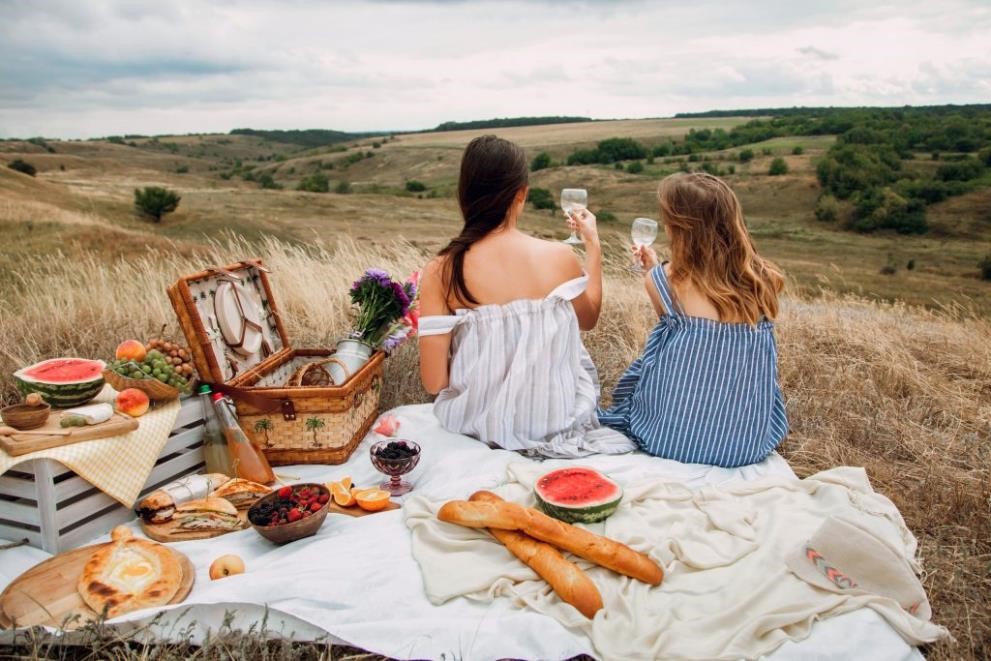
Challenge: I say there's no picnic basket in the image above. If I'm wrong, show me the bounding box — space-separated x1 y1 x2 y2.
167 259 383 465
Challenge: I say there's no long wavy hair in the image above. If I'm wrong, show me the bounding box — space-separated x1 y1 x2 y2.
438 135 528 306
658 172 783 323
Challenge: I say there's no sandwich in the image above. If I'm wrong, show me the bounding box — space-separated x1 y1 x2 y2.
212 478 272 510
172 497 245 532
136 473 230 524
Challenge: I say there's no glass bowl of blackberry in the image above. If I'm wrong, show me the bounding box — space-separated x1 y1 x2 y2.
369 439 421 496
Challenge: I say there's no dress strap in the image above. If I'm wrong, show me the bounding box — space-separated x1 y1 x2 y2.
418 315 460 337
546 273 588 302
649 263 684 316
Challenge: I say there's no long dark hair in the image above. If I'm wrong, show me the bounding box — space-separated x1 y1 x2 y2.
439 135 528 306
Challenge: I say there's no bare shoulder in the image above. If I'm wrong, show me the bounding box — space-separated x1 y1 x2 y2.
531 236 583 277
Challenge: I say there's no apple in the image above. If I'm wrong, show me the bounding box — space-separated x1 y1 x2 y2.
115 388 150 417
209 554 245 580
115 339 147 362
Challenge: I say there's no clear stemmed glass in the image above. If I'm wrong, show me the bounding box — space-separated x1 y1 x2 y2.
561 188 588 245
369 439 421 496
628 217 658 273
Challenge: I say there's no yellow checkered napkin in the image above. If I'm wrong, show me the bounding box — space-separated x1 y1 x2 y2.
0 387 181 507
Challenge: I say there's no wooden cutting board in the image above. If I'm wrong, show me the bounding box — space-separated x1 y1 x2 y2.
0 543 194 629
0 410 139 456
141 509 250 543
140 498 399 542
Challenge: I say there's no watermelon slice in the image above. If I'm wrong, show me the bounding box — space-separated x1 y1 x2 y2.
534 467 623 524
14 358 106 408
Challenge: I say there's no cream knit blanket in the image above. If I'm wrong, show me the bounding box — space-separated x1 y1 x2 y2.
406 463 948 660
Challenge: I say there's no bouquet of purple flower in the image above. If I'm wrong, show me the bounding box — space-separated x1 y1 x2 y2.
348 268 419 352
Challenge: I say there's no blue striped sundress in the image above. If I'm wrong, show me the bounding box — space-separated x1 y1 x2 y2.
598 264 788 467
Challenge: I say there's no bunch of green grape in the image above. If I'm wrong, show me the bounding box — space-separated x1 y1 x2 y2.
108 349 193 394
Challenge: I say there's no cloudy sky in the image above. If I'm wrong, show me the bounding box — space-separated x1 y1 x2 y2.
2 0 989 138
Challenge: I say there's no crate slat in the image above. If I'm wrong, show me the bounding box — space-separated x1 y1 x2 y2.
0 523 40 548
0 474 37 500
0 498 41 525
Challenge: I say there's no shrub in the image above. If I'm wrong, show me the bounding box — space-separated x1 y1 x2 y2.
936 158 984 182
816 144 902 199
334 180 352 194
297 173 330 193
792 146 804 155
739 149 754 163
134 186 181 222
530 152 552 171
688 153 701 163
567 148 601 165
980 148 991 167
768 157 789 176
8 159 37 176
405 180 427 192
597 210 617 222
701 162 721 175
626 161 644 174
849 187 928 234
175 165 189 174
372 142 381 149
651 143 672 158
258 173 282 190
726 165 736 174
814 194 840 223
980 254 991 280
597 137 647 162
528 187 555 210
614 162 624 170
762 147 773 155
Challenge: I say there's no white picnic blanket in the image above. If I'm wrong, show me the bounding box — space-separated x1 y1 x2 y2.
0 404 940 660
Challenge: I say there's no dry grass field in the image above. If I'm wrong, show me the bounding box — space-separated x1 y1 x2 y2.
0 117 989 658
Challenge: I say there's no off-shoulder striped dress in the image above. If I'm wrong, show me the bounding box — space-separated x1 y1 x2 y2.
598 264 788 467
419 274 636 459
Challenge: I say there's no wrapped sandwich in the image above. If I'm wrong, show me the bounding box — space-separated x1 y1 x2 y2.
212 478 272 510
136 473 230 524
172 497 245 532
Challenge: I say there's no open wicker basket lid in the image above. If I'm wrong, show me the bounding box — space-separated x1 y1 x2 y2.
167 260 290 386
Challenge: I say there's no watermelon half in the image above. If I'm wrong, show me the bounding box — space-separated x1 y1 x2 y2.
14 358 106 408
534 467 623 524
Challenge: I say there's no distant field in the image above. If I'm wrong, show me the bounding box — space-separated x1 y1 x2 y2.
0 116 988 312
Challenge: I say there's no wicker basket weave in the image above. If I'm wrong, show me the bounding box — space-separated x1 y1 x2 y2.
167 259 383 465
102 370 181 402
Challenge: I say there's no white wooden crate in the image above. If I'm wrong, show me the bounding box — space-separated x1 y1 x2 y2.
0 397 205 553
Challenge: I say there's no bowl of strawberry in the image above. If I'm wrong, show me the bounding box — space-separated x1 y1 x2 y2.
247 483 331 544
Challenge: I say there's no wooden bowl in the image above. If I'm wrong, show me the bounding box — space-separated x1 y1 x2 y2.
247 483 330 544
1 403 51 430
103 370 180 402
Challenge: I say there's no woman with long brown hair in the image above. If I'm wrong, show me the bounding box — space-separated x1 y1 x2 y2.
418 135 634 458
598 172 788 466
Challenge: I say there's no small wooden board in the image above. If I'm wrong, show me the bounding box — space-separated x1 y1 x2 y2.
327 499 400 517
140 509 250 543
0 410 139 456
0 543 194 629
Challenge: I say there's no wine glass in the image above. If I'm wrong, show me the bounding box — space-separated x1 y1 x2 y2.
369 439 421 496
629 217 658 273
560 188 588 245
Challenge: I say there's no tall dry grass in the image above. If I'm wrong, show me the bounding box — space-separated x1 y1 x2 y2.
0 237 988 659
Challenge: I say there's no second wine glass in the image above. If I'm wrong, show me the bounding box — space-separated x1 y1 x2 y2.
629 217 658 273
561 188 588 245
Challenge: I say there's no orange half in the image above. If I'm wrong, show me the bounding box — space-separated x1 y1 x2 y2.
331 482 356 507
355 489 391 512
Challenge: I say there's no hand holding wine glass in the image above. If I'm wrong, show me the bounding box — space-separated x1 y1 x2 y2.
565 207 599 245
560 188 588 244
628 217 658 273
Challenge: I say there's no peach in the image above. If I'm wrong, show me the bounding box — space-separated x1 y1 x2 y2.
209 554 245 580
115 339 147 362
115 388 150 417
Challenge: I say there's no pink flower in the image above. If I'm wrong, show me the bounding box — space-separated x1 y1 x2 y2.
404 308 420 333
408 270 421 290
374 415 400 437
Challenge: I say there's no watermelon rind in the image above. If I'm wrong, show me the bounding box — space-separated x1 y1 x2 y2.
13 358 106 408
534 467 623 524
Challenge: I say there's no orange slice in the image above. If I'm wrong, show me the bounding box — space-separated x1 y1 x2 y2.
331 482 356 507
355 489 391 512
337 476 353 491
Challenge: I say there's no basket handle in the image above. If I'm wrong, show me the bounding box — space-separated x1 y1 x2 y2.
290 357 351 387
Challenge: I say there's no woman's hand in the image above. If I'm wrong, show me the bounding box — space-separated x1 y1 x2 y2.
565 208 600 245
632 244 659 271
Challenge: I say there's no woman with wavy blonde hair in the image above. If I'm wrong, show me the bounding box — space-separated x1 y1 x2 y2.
597 172 788 466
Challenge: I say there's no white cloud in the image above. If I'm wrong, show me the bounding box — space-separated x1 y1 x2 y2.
0 0 988 137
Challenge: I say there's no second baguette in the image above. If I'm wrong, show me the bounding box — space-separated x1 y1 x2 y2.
438 493 663 586
470 491 603 618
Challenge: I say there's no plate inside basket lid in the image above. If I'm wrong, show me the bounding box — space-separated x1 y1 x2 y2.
215 280 263 357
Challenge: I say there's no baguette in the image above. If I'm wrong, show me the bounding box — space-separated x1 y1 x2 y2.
469 491 603 618
438 492 663 586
